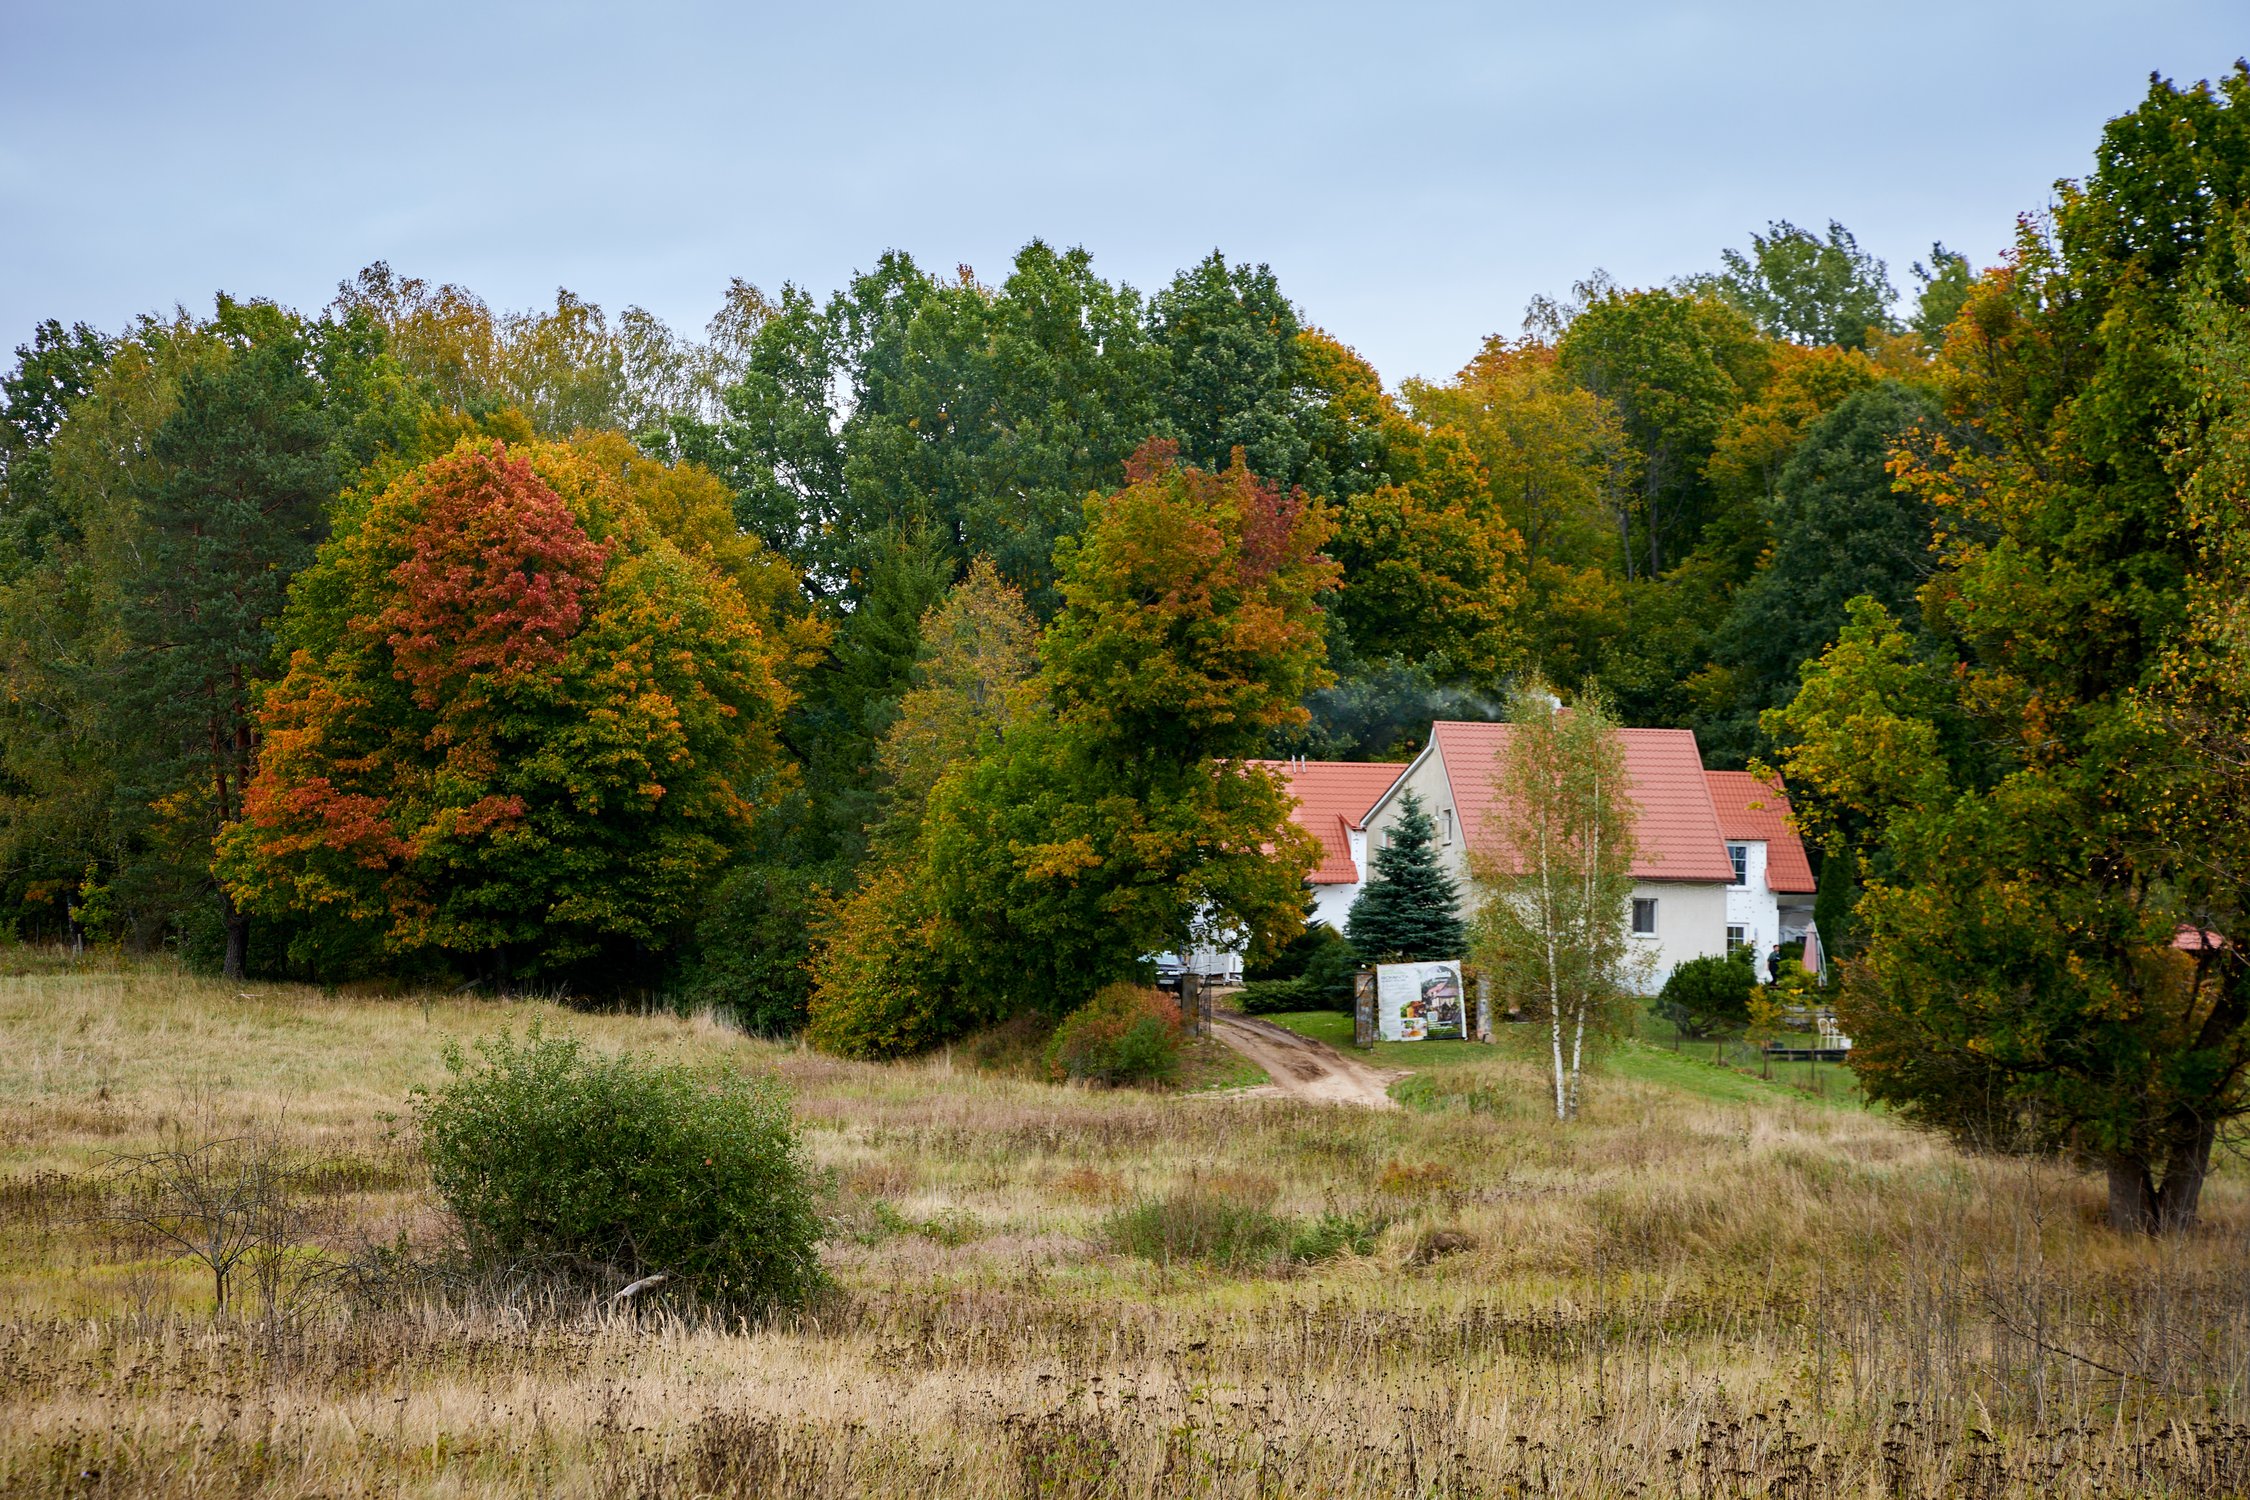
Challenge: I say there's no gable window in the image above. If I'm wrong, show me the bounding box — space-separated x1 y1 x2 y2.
1726 924 1746 953
1442 808 1454 846
1631 898 1657 935
1727 843 1748 887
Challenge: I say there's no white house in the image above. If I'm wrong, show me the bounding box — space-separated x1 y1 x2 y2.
1358 720 1736 994
1704 770 1819 981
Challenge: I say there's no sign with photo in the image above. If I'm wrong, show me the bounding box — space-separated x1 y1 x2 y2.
1375 960 1466 1041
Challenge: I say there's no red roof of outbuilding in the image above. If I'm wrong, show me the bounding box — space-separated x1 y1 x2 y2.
1704 771 1818 894
1420 721 1735 883
1248 759 1406 885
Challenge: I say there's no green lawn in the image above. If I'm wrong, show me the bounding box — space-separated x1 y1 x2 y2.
1258 1008 1867 1110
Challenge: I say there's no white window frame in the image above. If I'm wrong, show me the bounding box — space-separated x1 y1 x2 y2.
1726 843 1748 888
1726 924 1746 953
1442 808 1454 846
1632 897 1657 936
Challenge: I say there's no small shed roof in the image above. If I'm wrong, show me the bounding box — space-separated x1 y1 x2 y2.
1704 771 1818 894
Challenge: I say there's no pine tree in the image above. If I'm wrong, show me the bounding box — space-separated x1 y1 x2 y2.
1346 791 1466 961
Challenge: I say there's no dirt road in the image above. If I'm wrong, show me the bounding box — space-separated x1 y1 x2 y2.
1210 1012 1401 1108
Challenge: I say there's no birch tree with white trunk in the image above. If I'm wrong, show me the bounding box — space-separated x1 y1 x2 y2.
1470 685 1642 1120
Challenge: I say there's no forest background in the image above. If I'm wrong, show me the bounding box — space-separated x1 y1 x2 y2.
3 68 2246 1137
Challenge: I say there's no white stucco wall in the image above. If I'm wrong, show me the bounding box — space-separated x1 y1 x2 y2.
1308 881 1359 933
1363 745 1468 884
1722 840 1781 980
1629 880 1728 994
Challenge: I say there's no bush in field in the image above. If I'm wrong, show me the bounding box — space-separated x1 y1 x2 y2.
1656 950 1758 1039
413 1027 822 1310
1047 983 1182 1086
1105 1181 1288 1266
1287 1209 1386 1262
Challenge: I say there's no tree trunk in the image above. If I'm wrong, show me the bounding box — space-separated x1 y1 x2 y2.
2105 1155 2156 1235
2154 1117 2217 1233
220 894 249 982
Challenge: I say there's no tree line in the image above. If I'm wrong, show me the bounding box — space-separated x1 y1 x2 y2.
4 64 2247 1228
0 226 1955 978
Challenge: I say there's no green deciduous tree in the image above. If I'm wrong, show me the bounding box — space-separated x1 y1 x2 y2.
1150 252 1313 490
1767 66 2250 1233
1709 219 1901 350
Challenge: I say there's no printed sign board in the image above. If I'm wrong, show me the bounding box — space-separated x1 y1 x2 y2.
1375 960 1466 1041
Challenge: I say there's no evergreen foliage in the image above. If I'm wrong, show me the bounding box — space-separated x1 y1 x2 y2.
1346 791 1466 961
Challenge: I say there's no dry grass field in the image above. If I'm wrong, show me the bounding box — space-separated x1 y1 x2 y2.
4 952 2248 1498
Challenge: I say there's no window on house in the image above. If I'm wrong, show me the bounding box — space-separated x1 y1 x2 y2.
1726 925 1746 953
1632 898 1657 935
1443 808 1454 845
1727 843 1748 887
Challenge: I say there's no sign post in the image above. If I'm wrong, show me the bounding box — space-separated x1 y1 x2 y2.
1352 968 1376 1049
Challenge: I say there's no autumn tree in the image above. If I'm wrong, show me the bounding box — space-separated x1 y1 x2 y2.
1767 67 2250 1233
808 445 1334 1054
1327 428 1523 683
218 440 794 983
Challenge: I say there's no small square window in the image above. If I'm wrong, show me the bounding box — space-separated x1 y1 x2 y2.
1632 898 1657 935
1727 843 1748 887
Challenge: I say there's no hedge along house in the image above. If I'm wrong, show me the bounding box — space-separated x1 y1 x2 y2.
1358 720 1736 994
1703 770 1818 981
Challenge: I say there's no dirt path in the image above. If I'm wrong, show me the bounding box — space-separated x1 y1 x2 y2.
1210 1012 1402 1109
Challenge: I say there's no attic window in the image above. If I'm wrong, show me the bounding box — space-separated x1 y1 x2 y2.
1443 809 1454 846
1727 843 1748 887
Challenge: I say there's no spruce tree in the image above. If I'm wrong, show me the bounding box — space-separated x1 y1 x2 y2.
1346 791 1466 960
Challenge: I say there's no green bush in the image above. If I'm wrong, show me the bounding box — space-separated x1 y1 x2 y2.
1046 984 1181 1087
1235 976 1315 1015
413 1027 823 1311
1656 950 1759 1038
1105 1181 1289 1266
1300 930 1362 1010
1288 1209 1386 1262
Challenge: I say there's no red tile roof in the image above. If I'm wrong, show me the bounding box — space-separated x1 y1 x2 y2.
1424 722 1735 883
1249 759 1406 885
1704 771 1818 894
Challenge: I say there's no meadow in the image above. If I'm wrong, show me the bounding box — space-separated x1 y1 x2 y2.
4 953 2248 1498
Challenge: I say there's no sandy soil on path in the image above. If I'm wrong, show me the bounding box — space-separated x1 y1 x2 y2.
1209 1012 1403 1108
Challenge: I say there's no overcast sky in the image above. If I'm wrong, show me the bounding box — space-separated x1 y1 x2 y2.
2 2 2242 386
